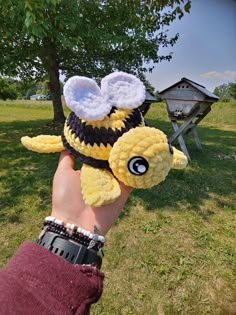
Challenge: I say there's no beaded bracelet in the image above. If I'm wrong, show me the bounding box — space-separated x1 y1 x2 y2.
44 225 103 251
44 216 105 243
43 222 103 251
43 216 105 250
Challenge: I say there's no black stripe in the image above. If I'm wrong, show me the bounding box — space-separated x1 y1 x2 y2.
66 108 143 146
61 132 109 169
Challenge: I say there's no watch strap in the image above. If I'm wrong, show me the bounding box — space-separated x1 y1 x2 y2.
36 231 102 269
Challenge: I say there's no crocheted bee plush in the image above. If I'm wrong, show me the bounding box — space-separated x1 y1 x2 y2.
21 72 188 207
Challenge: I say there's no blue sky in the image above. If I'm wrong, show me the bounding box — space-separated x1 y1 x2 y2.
146 0 236 92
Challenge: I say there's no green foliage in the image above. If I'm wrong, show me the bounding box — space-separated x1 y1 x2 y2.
16 79 37 99
1 78 63 100
138 73 157 95
1 0 191 78
35 80 49 95
213 82 236 102
0 87 17 101
0 77 17 100
229 82 236 99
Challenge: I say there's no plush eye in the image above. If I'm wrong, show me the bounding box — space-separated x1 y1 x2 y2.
169 143 174 155
128 156 149 176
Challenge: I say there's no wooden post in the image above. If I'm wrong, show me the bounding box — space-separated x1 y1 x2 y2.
170 121 191 161
191 126 202 150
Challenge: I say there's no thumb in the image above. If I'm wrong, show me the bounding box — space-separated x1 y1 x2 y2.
57 150 75 171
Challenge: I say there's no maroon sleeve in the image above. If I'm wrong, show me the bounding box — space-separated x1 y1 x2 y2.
0 241 104 315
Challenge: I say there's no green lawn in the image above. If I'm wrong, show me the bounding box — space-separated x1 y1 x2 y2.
0 100 235 315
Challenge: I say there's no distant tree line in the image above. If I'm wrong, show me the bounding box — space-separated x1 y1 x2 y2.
2 76 236 103
0 77 63 101
213 81 236 102
0 74 158 101
0 77 17 100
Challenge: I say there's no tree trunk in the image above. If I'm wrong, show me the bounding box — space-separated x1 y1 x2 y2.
42 38 65 123
48 58 66 123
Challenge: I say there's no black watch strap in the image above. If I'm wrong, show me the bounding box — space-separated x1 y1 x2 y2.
36 231 102 269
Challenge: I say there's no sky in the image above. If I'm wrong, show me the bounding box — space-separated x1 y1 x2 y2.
146 0 236 93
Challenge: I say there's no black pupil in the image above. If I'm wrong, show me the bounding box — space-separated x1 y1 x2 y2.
128 156 149 176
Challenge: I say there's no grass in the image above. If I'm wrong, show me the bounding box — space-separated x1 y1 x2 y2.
0 100 236 314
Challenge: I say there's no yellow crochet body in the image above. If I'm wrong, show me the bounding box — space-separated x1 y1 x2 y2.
21 135 64 153
81 165 121 207
21 126 187 207
20 72 188 207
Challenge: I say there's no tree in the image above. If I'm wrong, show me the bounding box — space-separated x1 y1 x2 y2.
229 82 236 100
213 82 236 102
16 79 38 99
0 0 191 122
0 77 17 100
138 73 156 96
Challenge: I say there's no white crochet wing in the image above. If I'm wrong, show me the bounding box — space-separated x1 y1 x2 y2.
63 76 111 121
101 72 146 109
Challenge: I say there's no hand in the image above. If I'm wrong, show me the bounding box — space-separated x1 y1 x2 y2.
51 151 132 236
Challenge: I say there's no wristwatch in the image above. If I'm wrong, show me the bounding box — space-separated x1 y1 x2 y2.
36 231 102 269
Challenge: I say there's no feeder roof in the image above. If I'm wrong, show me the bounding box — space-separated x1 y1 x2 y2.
159 77 219 101
145 91 157 102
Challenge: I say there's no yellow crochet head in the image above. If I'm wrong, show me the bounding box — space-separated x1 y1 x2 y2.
109 126 187 188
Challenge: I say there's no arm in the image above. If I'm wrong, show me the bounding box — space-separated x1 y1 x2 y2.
0 151 132 315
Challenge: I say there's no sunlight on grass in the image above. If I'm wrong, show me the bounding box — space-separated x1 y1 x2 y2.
0 100 235 314
0 99 69 122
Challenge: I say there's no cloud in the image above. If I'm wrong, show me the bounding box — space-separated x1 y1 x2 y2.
200 70 236 81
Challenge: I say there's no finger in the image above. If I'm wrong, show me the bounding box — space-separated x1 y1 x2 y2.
119 181 133 196
57 150 75 170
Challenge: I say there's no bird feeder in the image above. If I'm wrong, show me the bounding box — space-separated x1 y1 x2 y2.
159 77 219 160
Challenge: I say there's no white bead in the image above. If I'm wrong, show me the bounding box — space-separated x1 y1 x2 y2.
99 236 105 243
45 216 55 222
93 234 99 241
